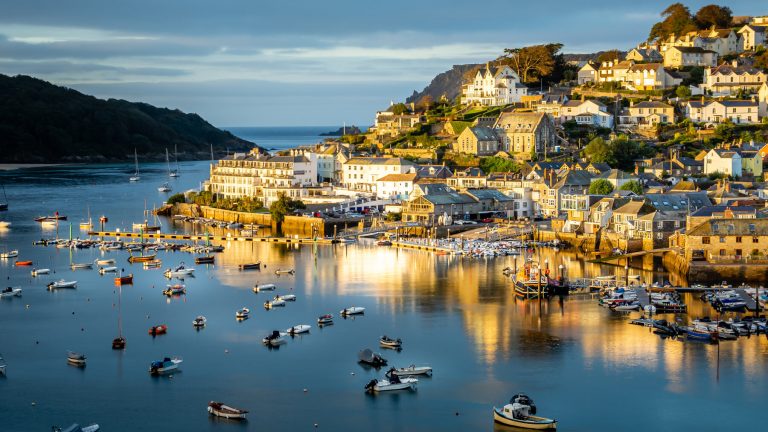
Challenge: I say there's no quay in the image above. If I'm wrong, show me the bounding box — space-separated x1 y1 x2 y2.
87 231 334 245
391 241 455 254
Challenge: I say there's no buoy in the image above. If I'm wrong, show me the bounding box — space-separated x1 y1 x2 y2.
303 388 308 393
455 412 459 416
31 402 36 406
81 328 84 332
72 311 75 315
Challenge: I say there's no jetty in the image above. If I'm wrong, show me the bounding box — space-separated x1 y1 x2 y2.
88 231 334 245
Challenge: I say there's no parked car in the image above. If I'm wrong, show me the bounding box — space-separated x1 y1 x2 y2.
480 218 493 223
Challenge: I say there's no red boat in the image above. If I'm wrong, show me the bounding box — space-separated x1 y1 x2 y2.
148 325 168 336
114 274 134 285
15 261 33 266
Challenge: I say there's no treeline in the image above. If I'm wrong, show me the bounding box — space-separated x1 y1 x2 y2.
0 74 258 163
648 3 735 41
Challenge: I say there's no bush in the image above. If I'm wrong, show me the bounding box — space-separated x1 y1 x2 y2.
620 180 644 195
167 193 185 205
589 179 614 195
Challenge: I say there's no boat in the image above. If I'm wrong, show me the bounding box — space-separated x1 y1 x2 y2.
264 298 286 308
376 239 392 246
14 260 33 266
275 268 295 275
163 284 186 296
390 365 432 376
0 249 18 258
163 263 195 278
286 324 311 335
358 348 387 367
379 335 402 349
52 423 101 432
236 307 250 319
148 324 168 336
129 148 141 182
341 306 365 316
0 287 22 298
67 351 87 366
685 326 718 343
0 221 10 228
95 258 115 265
609 300 641 311
364 375 418 392
70 262 93 270
208 401 248 420
34 214 67 222
128 253 157 264
193 316 207 327
114 273 133 285
0 354 6 375
113 282 126 350
317 314 334 325
493 394 557 430
276 294 296 302
239 262 261 270
143 259 163 268
157 182 172 193
262 330 286 346
514 280 548 298
195 255 215 264
99 266 118 274
253 283 275 293
31 268 50 276
0 182 7 211
170 145 181 178
149 357 182 375
48 280 77 289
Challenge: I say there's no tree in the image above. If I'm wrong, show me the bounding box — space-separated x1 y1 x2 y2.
589 179 614 195
390 103 409 115
675 85 692 99
479 156 521 173
694 5 732 29
620 180 644 195
597 50 622 64
502 43 563 83
167 193 186 205
269 194 306 226
648 3 696 41
582 137 615 165
755 50 768 71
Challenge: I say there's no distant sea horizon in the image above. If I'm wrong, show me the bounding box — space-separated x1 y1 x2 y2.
224 125 367 153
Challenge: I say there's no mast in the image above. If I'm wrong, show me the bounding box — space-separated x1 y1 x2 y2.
134 149 140 176
175 144 180 174
166 148 171 176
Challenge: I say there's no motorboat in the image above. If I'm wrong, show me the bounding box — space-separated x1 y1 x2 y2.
609 300 641 311
376 239 392 246
52 423 100 432
149 357 182 374
379 335 402 349
493 394 556 430
286 324 311 335
163 263 195 278
275 269 295 275
364 376 418 393
48 280 77 289
193 316 207 327
194 255 215 264
264 298 286 309
685 326 718 343
276 294 296 302
163 284 186 296
390 365 432 377
0 287 22 298
341 306 365 316
14 260 33 266
236 308 250 319
127 253 157 263
148 325 168 336
95 258 115 265
262 330 286 346
208 401 248 420
358 348 387 367
67 351 87 366
253 283 275 293
31 268 51 276
99 266 118 274
114 274 133 285
238 262 261 270
317 314 334 325
158 183 172 193
0 250 18 258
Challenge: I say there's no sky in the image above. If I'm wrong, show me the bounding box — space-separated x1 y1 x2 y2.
0 0 763 127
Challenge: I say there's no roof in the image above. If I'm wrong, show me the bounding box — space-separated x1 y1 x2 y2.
588 162 612 173
687 219 768 236
671 181 697 191
614 199 655 216
377 173 418 182
494 112 549 132
709 64 764 76
691 205 757 217
597 169 636 181
346 157 417 166
553 170 594 189
740 24 767 34
628 63 663 72
465 188 514 202
632 101 673 109
669 46 717 54
645 192 711 211
415 165 453 179
467 126 499 142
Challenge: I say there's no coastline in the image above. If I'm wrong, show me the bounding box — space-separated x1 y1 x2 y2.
0 163 62 171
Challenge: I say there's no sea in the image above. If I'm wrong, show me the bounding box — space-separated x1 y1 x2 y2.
223 126 345 153
0 127 765 431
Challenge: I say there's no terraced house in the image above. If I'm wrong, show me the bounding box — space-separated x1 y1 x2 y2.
682 219 768 263
701 63 767 95
684 100 760 124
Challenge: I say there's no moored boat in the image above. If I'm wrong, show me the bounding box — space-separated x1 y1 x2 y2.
0 287 22 298
99 266 118 274
208 401 248 420
364 375 418 392
14 260 33 266
238 262 261 271
195 255 215 264
358 348 387 367
276 294 296 301
264 297 285 309
148 324 168 336
262 330 286 346
70 262 93 270
317 314 334 325
379 335 402 349
493 394 556 430
53 423 100 432
390 365 432 376
286 324 311 335
253 283 275 293
163 284 186 296
0 250 18 258
149 357 182 374
235 307 250 319
114 273 133 285
163 263 194 278
128 253 157 263
193 316 207 327
48 280 77 289
0 354 6 375
95 258 115 265
67 351 87 366
341 306 365 316
31 268 51 276
275 268 295 275
112 337 126 350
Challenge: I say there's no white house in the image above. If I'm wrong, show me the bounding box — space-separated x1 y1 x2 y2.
560 99 614 128
685 100 760 124
375 173 418 200
624 63 682 90
578 63 598 85
209 151 318 200
738 24 766 50
342 157 417 194
462 63 527 106
702 64 768 95
704 148 742 177
663 46 718 68
759 83 768 118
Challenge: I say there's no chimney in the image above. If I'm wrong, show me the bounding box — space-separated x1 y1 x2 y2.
732 59 739 68
629 100 634 107
725 181 731 193
581 93 585 102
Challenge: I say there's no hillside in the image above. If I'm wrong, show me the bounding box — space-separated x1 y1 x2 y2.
0 74 260 163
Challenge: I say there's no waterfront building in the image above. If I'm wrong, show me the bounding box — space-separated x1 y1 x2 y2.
493 112 557 161
487 174 534 219
681 218 768 263
341 157 417 194
401 183 513 223
375 173 418 201
447 168 488 190
538 169 594 218
462 63 527 106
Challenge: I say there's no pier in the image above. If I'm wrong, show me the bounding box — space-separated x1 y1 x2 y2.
391 241 455 254
88 231 334 245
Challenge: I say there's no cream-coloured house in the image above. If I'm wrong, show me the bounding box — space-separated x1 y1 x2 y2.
620 101 675 127
342 157 417 193
493 112 556 161
701 64 767 95
625 47 662 63
738 24 766 50
375 173 418 200
598 60 633 83
684 100 760 124
462 63 527 106
759 83 768 118
560 99 614 128
372 111 424 138
663 46 718 68
454 126 500 156
624 63 682 90
660 29 742 56
704 148 742 177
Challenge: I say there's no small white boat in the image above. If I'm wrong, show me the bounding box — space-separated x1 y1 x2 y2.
286 324 311 335
99 266 118 274
364 376 418 392
48 280 77 289
0 250 18 258
158 183 172 193
70 262 93 270
262 330 286 346
379 335 402 349
31 268 51 276
390 365 432 376
340 306 365 316
0 221 10 229
264 298 285 308
275 269 295 275
67 351 87 366
53 423 100 432
253 283 276 293
208 401 248 420
317 314 334 325
149 357 182 374
235 308 250 319
193 316 207 327
163 284 186 296
0 287 22 298
95 258 115 265
164 264 195 278
276 294 296 302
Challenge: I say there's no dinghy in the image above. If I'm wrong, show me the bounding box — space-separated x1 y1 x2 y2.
163 284 186 296
262 330 286 346
0 354 6 376
208 401 248 420
67 351 87 366
493 394 557 430
163 263 195 278
31 268 50 276
317 314 334 325
0 250 18 258
95 258 115 265
98 266 118 274
148 325 168 336
0 287 22 298
48 280 77 289
52 423 100 432
238 262 261 270
70 263 93 270
264 298 286 309
390 365 432 376
235 308 250 319
149 357 182 374
193 316 207 327
276 294 296 302
275 269 295 275
358 348 387 367
341 306 365 316
364 376 418 392
253 283 275 293
286 324 311 335
114 273 133 285
194 255 214 264
14 261 33 266
379 335 402 349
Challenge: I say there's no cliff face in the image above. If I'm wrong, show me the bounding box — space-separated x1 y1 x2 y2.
405 64 479 104
0 74 261 163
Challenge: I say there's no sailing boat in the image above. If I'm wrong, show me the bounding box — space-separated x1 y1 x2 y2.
0 181 8 211
112 283 126 350
129 149 141 182
170 144 180 178
79 205 92 230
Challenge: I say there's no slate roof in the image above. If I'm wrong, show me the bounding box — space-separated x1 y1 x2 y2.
687 219 768 236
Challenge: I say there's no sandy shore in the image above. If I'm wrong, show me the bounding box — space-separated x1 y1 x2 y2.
0 164 61 171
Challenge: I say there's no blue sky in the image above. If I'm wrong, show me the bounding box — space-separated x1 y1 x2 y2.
0 0 762 126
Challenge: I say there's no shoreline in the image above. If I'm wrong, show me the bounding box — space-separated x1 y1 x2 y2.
0 163 63 171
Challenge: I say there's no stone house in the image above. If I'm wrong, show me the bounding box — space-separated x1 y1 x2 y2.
493 112 557 161
454 126 501 156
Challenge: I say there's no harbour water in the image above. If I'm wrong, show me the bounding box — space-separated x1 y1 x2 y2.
223 126 338 153
0 162 766 431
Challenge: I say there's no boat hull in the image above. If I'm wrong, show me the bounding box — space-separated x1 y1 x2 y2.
493 408 557 430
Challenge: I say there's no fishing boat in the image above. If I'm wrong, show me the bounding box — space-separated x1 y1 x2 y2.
163 263 194 278
31 268 50 276
317 314 334 325
379 335 402 349
358 348 387 367
238 262 261 270
275 268 295 275
340 306 365 316
208 401 247 420
157 182 172 193
163 284 186 295
70 262 93 270
286 324 311 335
235 307 250 319
514 280 548 298
99 266 118 274
114 273 133 285
193 316 207 327
128 253 157 263
67 351 87 366
195 255 215 264
390 365 432 377
149 357 182 375
148 324 168 336
264 298 286 309
262 330 286 346
276 294 296 302
48 280 77 289
253 283 275 293
0 287 22 298
129 148 141 182
364 375 418 392
493 394 557 430
95 258 115 265
0 249 18 258
14 260 33 266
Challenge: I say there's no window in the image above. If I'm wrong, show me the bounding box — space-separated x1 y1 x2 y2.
720 249 726 256
720 236 726 243
753 237 759 243
736 236 742 243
